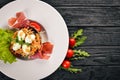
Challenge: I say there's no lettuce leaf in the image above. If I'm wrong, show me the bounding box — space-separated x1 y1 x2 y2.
0 29 16 64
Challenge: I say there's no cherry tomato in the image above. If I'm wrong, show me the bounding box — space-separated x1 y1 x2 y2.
69 38 76 48
30 21 42 32
62 60 71 69
66 49 74 58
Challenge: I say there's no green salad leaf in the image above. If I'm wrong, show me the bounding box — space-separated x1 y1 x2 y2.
0 29 16 64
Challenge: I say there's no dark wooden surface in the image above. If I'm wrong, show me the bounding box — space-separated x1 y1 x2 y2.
0 0 120 80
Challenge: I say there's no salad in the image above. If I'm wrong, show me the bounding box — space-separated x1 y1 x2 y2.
0 12 53 63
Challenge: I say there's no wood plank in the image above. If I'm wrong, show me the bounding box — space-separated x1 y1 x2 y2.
0 47 120 79
43 0 120 6
1 0 120 7
55 7 120 26
42 66 120 80
0 72 13 80
1 1 120 26
72 47 120 66
69 27 120 46
0 0 14 8
1 66 120 80
0 1 120 80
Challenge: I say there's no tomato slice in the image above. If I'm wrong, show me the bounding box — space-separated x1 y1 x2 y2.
30 21 41 32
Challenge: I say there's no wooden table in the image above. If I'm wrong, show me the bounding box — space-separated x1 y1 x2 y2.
0 0 120 80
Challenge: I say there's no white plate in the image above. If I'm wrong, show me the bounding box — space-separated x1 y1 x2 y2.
0 0 68 80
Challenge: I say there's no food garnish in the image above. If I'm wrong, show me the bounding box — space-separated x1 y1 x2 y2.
60 29 90 73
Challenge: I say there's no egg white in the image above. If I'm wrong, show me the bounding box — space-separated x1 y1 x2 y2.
25 34 35 43
17 30 25 41
22 44 30 55
13 43 21 51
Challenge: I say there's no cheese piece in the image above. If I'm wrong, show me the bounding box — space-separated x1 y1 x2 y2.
17 30 25 41
22 44 30 55
13 43 21 51
25 34 35 43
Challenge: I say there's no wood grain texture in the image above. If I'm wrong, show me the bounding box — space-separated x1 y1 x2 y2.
66 46 120 66
1 66 120 80
1 0 120 7
43 0 120 6
69 27 120 46
42 66 120 80
55 7 120 26
0 0 120 80
1 1 120 26
0 72 13 80
0 0 14 8
72 47 120 65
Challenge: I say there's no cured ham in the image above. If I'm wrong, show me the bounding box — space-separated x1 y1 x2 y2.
8 17 17 26
42 42 53 54
16 12 26 23
8 12 29 28
30 42 53 60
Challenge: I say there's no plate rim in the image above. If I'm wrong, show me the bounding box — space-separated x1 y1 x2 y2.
0 0 69 79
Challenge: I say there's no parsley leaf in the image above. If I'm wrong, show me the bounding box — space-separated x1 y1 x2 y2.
75 36 87 47
72 29 83 38
70 50 90 60
60 66 82 73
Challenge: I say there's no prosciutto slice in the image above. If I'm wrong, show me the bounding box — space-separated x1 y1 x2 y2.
8 12 29 28
30 42 53 60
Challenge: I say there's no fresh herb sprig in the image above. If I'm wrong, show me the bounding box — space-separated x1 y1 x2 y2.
72 29 87 48
13 36 30 46
61 28 90 73
74 36 87 47
70 50 90 60
60 66 82 73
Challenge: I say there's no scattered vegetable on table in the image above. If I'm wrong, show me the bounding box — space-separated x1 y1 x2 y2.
60 29 90 73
